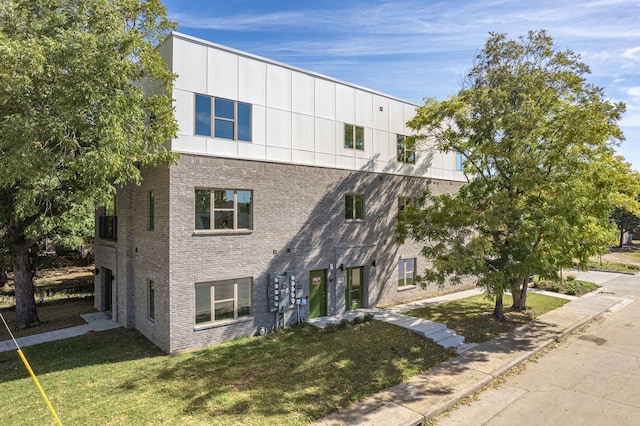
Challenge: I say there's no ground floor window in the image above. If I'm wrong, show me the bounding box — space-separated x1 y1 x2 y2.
398 258 416 288
148 279 155 321
195 278 252 325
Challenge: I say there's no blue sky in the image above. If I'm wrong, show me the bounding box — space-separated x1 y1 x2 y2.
162 0 640 170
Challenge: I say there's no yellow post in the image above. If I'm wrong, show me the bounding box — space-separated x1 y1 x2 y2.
17 349 63 426
0 312 62 425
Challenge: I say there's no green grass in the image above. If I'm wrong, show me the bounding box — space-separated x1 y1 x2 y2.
0 320 453 425
587 260 640 273
406 293 569 344
532 279 599 296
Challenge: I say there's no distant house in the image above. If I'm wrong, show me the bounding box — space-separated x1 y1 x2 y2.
93 32 469 353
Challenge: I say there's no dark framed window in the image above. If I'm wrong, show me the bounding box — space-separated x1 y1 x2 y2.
148 190 155 231
195 278 252 324
397 135 415 164
148 279 155 320
345 194 364 220
398 258 416 288
344 124 364 150
195 189 253 230
195 94 252 141
398 196 417 213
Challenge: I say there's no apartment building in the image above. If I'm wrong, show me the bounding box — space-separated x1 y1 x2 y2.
94 32 468 353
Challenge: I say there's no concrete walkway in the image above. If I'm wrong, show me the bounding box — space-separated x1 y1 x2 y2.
313 270 629 425
0 311 120 353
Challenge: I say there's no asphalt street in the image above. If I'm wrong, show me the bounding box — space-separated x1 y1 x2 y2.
434 273 640 426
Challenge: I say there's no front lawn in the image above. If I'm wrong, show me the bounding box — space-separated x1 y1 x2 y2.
405 293 569 343
0 320 452 425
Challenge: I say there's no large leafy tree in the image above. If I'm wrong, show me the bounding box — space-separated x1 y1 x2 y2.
0 0 178 329
397 30 640 320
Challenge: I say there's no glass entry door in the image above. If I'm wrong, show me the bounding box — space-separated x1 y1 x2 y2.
346 266 363 310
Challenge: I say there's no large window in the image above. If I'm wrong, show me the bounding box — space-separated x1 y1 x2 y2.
195 189 253 231
397 135 415 164
195 94 252 142
98 196 117 240
398 258 416 288
344 124 364 150
345 194 364 220
195 278 252 324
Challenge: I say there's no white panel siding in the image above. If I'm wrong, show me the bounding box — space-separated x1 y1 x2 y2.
239 56 266 105
372 95 390 131
292 73 315 115
335 85 355 124
167 33 464 182
173 38 207 94
266 108 292 149
208 48 239 100
252 105 267 146
174 89 194 136
292 113 315 152
266 65 292 110
315 79 336 120
355 91 373 128
171 135 206 154
315 118 336 154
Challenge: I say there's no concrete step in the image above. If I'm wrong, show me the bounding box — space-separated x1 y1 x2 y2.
438 334 465 348
426 327 456 342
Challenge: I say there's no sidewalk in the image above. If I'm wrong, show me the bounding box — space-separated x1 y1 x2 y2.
0 311 121 353
313 270 629 425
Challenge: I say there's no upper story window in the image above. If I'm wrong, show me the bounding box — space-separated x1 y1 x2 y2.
148 190 155 231
195 189 253 231
398 196 417 213
455 151 465 171
98 195 117 241
345 194 364 220
195 94 252 142
344 124 364 150
397 135 415 164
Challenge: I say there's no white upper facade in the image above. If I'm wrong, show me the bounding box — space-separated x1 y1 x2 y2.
161 32 464 181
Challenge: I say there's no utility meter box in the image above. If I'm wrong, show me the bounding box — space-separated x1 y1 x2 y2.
268 273 298 313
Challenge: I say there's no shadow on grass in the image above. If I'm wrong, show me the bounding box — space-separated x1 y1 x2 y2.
0 328 165 383
143 321 452 423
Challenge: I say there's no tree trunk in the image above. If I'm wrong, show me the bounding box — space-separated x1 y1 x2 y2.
511 281 521 309
493 294 506 321
514 277 528 311
13 245 41 330
619 228 624 248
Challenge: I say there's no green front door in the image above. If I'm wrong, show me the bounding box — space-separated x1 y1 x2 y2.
309 269 327 318
346 266 363 311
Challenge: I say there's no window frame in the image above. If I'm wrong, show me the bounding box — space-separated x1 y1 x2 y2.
398 258 416 288
455 151 465 171
345 194 365 220
344 123 365 150
195 188 253 231
148 279 155 321
195 277 253 326
194 94 252 142
397 135 416 164
148 190 155 231
398 196 417 213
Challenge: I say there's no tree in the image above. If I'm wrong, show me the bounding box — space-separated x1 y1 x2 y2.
397 30 640 320
611 204 640 247
0 0 178 329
